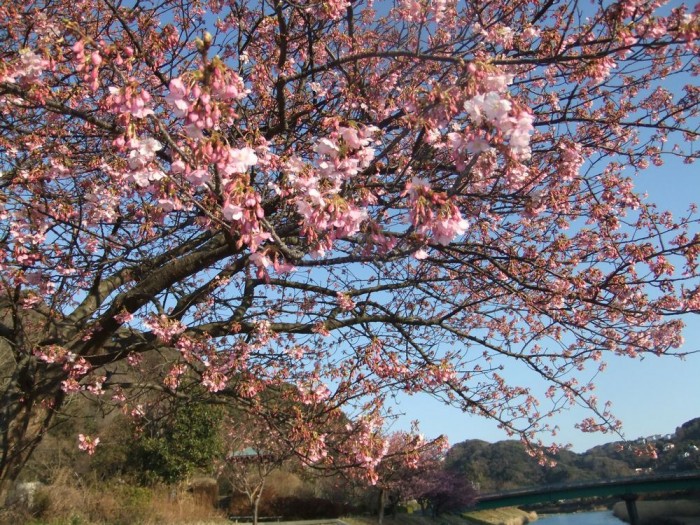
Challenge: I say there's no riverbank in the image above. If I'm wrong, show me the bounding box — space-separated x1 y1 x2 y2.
343 516 473 525
612 499 700 525
187 516 531 525
19 513 518 525
461 507 538 525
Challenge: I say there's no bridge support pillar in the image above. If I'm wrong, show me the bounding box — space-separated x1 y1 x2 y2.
622 494 640 525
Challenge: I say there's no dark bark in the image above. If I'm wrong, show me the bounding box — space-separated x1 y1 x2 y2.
0 363 64 504
377 486 387 525
0 298 65 503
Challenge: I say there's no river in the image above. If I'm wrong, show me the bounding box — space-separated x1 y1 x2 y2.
535 510 624 524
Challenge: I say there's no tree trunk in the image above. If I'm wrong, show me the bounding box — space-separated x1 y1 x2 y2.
377 487 386 525
388 493 399 517
252 492 261 525
246 479 265 525
0 357 64 505
0 295 69 504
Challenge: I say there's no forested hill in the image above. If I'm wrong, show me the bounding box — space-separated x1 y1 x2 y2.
445 418 700 492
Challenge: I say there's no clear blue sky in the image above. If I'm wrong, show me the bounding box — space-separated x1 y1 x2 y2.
393 158 699 453
379 0 700 453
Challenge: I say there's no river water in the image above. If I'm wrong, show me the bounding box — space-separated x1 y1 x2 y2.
536 510 624 524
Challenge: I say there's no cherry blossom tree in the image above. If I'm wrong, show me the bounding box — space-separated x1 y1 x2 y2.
1 0 699 502
415 469 478 517
371 431 448 524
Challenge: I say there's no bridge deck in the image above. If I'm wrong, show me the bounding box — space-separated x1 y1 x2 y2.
474 472 700 510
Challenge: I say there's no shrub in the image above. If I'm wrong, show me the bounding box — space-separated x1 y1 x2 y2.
270 496 344 519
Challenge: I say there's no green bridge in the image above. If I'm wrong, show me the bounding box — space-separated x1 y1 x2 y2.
474 471 700 524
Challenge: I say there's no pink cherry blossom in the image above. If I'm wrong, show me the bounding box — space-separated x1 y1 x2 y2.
77 434 100 455
336 292 356 311
165 77 190 117
202 370 228 392
16 48 50 80
107 86 154 119
314 137 341 158
225 147 258 174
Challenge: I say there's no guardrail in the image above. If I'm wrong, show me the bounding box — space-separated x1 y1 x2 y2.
228 518 349 525
229 517 282 523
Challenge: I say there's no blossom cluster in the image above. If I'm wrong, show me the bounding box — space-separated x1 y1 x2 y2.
304 433 328 463
341 417 389 485
107 85 154 119
33 345 98 395
143 315 186 343
275 125 378 256
123 137 165 187
404 177 469 245
77 434 100 455
461 75 534 160
0 48 51 83
164 70 248 138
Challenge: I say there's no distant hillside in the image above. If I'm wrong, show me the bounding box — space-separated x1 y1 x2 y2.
446 417 700 492
676 417 700 442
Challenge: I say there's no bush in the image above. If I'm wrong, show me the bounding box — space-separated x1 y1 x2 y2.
130 401 223 484
270 496 344 519
8 472 225 525
114 485 152 524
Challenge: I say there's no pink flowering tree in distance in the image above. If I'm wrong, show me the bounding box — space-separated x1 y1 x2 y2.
0 0 699 500
372 431 449 524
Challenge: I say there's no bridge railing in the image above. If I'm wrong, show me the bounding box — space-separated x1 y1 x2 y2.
477 471 700 501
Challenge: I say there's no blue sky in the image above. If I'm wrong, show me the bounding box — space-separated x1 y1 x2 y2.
393 340 700 452
360 0 700 452
393 157 699 452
